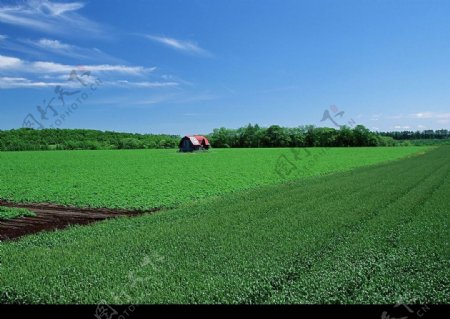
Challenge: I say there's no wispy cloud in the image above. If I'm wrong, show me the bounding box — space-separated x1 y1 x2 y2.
409 112 450 120
0 50 194 91
0 54 155 75
0 76 68 89
0 0 104 36
132 92 218 106
88 90 218 109
0 37 125 63
387 112 450 121
0 76 178 90
35 38 72 50
0 55 23 69
32 61 155 75
36 0 84 16
146 35 211 56
108 80 179 88
0 34 7 40
381 112 450 129
0 54 172 89
86 94 179 107
393 125 411 130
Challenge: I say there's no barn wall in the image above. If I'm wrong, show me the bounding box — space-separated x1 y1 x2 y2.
180 138 194 152
179 136 210 152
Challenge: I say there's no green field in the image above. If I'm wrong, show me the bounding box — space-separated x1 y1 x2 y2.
0 207 35 220
0 146 448 304
0 147 428 209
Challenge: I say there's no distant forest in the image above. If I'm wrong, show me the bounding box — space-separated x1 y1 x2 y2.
0 129 179 151
207 125 450 148
0 126 448 151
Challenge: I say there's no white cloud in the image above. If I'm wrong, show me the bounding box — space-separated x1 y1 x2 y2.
0 1 103 36
411 112 432 119
0 53 186 90
146 35 211 56
0 55 23 68
0 34 7 40
0 76 66 88
0 54 169 89
35 0 84 16
409 112 450 119
0 54 155 75
36 38 72 50
31 61 154 75
129 92 218 106
5 38 124 63
0 76 178 90
393 125 411 129
0 6 50 30
110 80 178 88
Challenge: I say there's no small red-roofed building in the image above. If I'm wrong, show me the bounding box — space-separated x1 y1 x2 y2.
179 135 211 152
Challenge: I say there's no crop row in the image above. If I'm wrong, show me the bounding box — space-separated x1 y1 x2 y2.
0 147 448 303
0 147 428 210
0 207 35 220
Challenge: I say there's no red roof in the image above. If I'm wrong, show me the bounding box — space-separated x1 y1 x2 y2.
184 136 200 146
193 135 210 146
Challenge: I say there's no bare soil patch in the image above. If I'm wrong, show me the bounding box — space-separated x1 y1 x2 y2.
0 200 157 241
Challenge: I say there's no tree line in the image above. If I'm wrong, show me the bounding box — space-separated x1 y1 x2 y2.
0 129 179 151
378 129 449 140
0 126 448 151
207 124 398 147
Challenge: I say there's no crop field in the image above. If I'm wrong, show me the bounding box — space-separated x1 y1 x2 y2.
0 207 35 220
0 146 448 304
0 147 427 210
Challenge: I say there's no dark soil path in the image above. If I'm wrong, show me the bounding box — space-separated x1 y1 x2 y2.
0 200 157 241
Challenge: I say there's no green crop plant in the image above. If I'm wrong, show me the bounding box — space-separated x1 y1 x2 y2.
0 146 448 304
0 207 36 220
0 147 429 210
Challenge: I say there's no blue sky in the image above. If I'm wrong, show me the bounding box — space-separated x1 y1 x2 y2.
0 0 449 135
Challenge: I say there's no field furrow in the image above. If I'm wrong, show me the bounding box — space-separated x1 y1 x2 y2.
0 147 448 304
265 152 450 303
0 147 428 210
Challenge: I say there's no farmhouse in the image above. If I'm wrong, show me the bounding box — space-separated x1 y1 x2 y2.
179 135 211 152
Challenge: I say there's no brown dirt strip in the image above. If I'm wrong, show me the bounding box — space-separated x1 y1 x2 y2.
0 200 159 241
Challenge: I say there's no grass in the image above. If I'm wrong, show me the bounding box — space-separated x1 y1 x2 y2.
0 146 448 304
0 147 429 210
0 207 36 220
